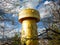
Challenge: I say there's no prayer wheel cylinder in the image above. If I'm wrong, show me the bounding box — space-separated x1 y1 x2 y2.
19 8 40 45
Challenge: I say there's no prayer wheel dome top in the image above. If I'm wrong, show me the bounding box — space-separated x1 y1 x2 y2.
19 8 40 23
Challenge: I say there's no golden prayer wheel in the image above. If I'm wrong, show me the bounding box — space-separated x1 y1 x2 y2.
19 8 40 45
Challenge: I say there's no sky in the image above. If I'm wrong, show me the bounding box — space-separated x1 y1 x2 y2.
0 0 59 38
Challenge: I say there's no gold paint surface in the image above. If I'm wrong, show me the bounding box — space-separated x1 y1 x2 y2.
19 8 40 23
18 8 40 45
21 19 38 45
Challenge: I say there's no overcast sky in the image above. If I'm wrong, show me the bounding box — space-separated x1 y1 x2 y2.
0 0 59 38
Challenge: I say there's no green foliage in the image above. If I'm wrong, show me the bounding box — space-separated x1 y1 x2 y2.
12 33 21 45
48 24 60 45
